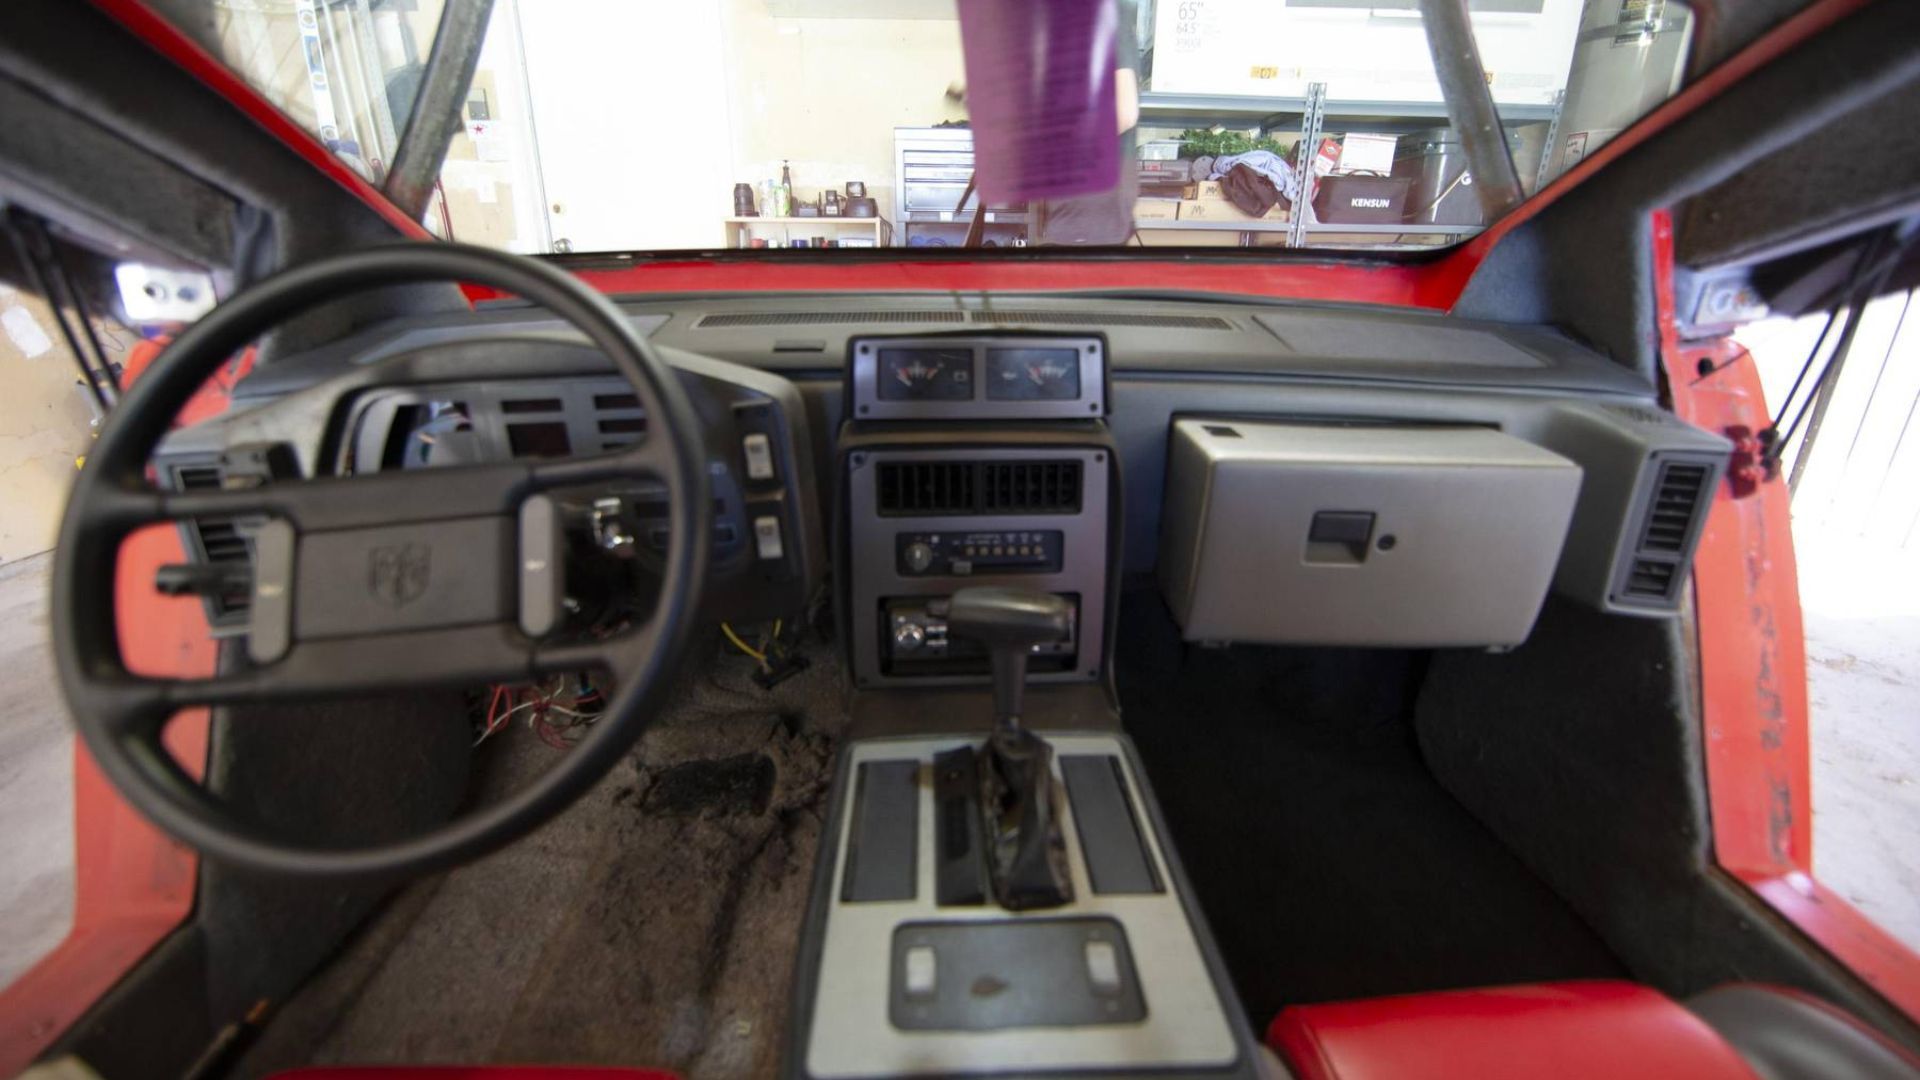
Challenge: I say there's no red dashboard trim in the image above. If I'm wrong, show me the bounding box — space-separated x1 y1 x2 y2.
1652 210 1920 1022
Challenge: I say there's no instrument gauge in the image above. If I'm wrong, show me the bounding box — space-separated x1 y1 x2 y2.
986 347 1083 402
877 348 974 401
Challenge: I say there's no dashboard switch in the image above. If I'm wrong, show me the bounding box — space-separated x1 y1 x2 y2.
752 515 785 560
742 432 775 481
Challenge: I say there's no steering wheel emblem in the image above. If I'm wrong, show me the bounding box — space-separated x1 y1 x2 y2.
368 543 431 608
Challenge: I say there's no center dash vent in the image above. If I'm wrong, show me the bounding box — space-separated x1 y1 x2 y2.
968 311 1233 330
1618 457 1716 605
697 310 964 328
982 461 1081 513
174 462 253 623
876 459 1082 516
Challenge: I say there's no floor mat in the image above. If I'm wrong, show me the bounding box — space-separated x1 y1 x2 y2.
1113 590 1625 1027
238 632 849 1080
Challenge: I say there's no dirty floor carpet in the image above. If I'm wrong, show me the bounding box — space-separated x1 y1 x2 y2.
238 636 848 1079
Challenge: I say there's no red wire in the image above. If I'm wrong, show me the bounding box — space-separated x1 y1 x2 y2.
481 684 508 739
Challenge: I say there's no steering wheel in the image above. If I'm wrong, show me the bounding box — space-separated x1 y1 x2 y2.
51 243 710 881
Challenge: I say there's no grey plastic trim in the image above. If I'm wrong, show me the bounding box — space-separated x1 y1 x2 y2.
1159 420 1582 647
801 734 1243 1078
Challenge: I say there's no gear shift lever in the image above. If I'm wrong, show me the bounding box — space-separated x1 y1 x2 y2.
948 586 1075 909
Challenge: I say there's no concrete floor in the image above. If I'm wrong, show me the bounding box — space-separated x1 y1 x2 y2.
0 286 103 989
1801 531 1920 950
0 552 74 989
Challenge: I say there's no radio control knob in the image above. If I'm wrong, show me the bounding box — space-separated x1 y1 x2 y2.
894 621 927 649
904 542 935 573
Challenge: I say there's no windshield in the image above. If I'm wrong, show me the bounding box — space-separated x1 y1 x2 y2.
172 0 1693 256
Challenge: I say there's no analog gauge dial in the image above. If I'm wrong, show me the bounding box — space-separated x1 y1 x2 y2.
985 347 1082 401
877 348 974 401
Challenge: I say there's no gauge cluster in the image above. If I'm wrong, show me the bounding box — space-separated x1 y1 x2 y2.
849 336 1105 420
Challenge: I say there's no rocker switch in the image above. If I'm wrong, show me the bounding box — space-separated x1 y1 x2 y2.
903 945 938 1000
1085 940 1122 996
742 433 775 481
753 515 784 560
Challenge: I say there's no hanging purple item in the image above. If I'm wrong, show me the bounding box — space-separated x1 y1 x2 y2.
955 0 1120 204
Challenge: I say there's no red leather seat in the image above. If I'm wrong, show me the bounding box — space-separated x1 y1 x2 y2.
1268 981 1759 1080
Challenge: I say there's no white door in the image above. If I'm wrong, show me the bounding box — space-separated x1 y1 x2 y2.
516 0 734 252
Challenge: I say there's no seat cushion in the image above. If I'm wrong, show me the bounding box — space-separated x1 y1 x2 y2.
1269 981 1759 1080
1688 984 1920 1080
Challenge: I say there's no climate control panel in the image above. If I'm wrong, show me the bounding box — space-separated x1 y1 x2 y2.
895 529 1064 577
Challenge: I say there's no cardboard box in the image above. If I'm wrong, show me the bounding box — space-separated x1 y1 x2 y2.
1181 180 1227 200
1337 133 1399 175
1135 229 1247 247
1133 198 1181 221
1178 197 1288 222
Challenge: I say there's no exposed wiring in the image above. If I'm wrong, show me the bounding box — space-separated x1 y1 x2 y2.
721 621 768 663
474 674 604 748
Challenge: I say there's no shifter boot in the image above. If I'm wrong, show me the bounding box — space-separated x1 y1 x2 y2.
979 726 1075 910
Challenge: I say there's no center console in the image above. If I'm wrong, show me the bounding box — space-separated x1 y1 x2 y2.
791 335 1259 1078
788 730 1253 1078
838 335 1117 690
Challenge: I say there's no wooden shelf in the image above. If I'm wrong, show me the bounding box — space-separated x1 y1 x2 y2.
725 216 889 225
725 214 894 246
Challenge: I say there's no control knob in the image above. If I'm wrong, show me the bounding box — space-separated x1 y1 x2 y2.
903 541 935 574
893 620 927 650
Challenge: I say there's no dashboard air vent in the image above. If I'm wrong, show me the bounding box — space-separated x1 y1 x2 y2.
982 461 1081 513
876 459 1083 516
1619 457 1716 603
174 463 253 620
697 310 964 328
877 461 976 515
969 310 1233 330
1638 461 1709 554
1624 559 1677 600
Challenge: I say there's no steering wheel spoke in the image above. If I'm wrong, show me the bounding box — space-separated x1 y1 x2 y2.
159 623 540 709
159 461 534 533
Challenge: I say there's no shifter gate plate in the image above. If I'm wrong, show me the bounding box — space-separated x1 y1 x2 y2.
888 917 1146 1030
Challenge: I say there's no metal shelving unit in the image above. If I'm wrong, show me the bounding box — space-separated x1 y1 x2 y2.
1139 90 1560 125
1135 82 1563 250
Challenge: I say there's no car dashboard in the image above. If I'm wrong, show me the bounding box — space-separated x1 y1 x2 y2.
152 291 1730 671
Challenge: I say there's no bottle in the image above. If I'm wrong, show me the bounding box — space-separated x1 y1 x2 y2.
776 160 794 218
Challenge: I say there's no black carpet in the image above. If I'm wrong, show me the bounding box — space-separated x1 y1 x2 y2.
1113 590 1625 1028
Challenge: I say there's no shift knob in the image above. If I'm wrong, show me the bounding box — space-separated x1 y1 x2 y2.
948 587 1071 732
